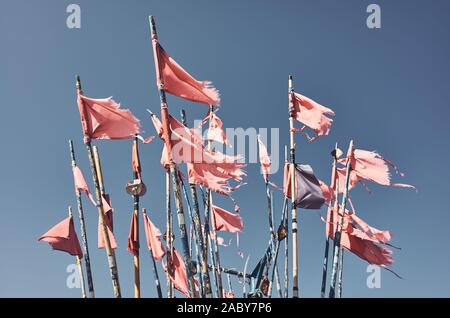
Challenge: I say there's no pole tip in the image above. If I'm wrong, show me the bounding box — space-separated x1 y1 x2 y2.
146 109 154 116
68 206 73 217
289 75 293 80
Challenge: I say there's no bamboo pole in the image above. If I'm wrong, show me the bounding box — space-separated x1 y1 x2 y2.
268 196 288 297
180 109 213 298
165 170 174 298
288 75 299 298
206 105 224 298
76 76 121 298
283 146 289 298
68 206 86 298
69 139 95 298
131 137 141 298
142 209 163 298
337 250 344 297
149 16 196 298
320 143 339 298
328 140 354 298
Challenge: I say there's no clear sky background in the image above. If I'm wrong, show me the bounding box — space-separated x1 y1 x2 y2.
0 0 449 298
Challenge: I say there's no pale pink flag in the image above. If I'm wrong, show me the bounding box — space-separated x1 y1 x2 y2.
142 210 166 261
207 112 231 146
72 165 96 206
337 149 416 192
290 92 334 139
77 94 141 144
257 135 271 181
98 194 117 249
326 207 393 267
38 216 83 258
152 38 220 105
163 248 190 297
151 113 246 193
212 205 244 233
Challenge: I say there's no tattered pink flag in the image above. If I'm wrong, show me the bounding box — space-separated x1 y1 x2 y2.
257 135 271 181
337 149 416 192
212 205 244 233
163 248 190 297
289 92 334 140
38 216 83 258
72 165 96 206
127 212 139 256
207 112 231 146
150 112 246 194
77 94 141 144
326 207 394 267
142 210 166 261
152 38 220 106
98 194 117 249
131 141 142 180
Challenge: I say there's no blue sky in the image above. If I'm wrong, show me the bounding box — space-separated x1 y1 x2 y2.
0 0 449 297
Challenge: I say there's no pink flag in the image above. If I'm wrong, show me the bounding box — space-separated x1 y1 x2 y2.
98 194 117 249
326 207 393 267
207 112 231 146
163 249 190 297
289 92 334 139
142 210 166 261
131 141 142 179
212 205 243 233
257 135 271 181
77 94 141 144
38 216 83 258
72 165 96 205
223 290 235 298
337 149 415 192
152 39 220 105
151 113 246 194
127 212 139 256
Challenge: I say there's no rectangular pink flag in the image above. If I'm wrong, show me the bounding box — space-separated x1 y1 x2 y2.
152 38 220 106
38 216 83 258
212 205 243 233
164 248 190 297
77 94 141 144
142 209 166 261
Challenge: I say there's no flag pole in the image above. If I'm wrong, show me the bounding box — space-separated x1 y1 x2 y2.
207 105 224 298
283 145 289 298
131 137 141 298
337 250 344 297
69 139 95 298
68 206 86 298
181 109 213 298
142 209 163 298
288 75 299 298
76 75 121 298
320 143 339 297
328 140 354 298
165 169 174 298
149 16 196 297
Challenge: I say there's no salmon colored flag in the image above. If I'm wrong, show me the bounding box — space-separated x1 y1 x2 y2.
337 149 416 192
326 207 394 267
127 212 139 256
131 141 142 179
257 135 271 181
207 112 231 146
152 38 220 106
163 248 190 297
77 94 141 144
72 165 96 206
212 205 243 233
142 210 166 261
289 92 334 140
98 194 117 249
38 216 83 258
